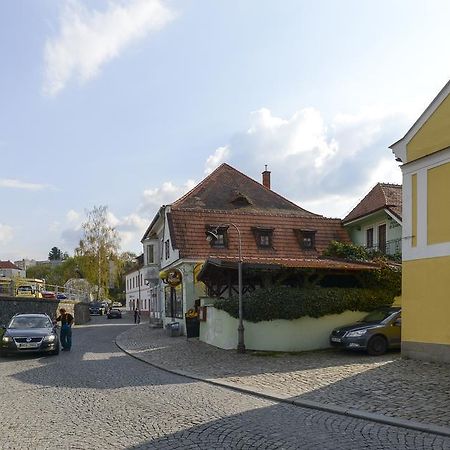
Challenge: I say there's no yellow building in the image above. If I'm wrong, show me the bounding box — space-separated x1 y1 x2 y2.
390 80 450 363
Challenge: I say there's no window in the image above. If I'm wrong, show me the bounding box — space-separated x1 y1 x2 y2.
146 245 154 264
366 228 374 248
164 286 183 319
295 229 316 250
206 226 228 248
252 227 274 249
165 240 170 259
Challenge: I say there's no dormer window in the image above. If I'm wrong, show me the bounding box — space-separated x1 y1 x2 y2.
206 225 228 248
252 227 274 249
230 191 252 208
295 229 317 250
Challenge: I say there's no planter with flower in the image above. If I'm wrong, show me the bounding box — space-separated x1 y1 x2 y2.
185 308 200 338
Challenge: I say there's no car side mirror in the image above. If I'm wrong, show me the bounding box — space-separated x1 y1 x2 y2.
393 319 401 327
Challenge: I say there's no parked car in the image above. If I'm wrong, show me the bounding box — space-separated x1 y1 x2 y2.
112 302 122 308
107 309 122 319
57 293 68 300
330 306 401 356
16 285 42 298
89 302 107 315
41 291 57 299
0 313 60 356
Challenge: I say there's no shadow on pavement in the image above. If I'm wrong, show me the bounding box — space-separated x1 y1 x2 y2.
2 315 193 390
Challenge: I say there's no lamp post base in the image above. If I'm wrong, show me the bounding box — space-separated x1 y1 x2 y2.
237 324 245 353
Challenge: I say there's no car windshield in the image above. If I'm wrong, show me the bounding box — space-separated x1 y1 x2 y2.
360 309 397 323
18 286 33 292
9 317 51 329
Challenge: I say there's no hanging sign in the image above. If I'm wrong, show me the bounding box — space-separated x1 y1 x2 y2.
160 268 182 287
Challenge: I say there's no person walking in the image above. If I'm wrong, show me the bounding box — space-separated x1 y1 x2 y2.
134 307 141 324
55 308 74 351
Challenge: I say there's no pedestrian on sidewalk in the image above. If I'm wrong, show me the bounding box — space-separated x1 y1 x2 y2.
55 308 74 351
134 307 141 324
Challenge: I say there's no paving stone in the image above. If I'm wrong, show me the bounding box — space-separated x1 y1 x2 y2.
1 313 449 449
118 321 450 429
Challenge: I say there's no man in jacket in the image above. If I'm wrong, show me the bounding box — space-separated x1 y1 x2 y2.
55 308 74 351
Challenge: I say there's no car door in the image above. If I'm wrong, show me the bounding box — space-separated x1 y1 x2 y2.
387 312 401 347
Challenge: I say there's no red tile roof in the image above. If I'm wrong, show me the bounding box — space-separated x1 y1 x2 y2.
172 163 321 217
203 256 378 271
147 163 373 271
0 260 21 270
170 209 350 261
343 183 402 224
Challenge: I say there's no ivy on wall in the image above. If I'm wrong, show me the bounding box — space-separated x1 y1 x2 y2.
214 287 395 323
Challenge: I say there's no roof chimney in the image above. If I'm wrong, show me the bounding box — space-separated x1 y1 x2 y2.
262 165 271 189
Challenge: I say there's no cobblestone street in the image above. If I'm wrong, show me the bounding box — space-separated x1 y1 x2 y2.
118 322 450 430
1 314 450 449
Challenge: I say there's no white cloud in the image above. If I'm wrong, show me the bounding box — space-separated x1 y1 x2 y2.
0 224 14 244
204 106 406 218
140 179 196 212
44 0 176 96
0 179 48 191
66 209 80 222
204 145 230 174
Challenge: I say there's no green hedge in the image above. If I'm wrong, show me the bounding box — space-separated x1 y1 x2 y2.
214 287 394 323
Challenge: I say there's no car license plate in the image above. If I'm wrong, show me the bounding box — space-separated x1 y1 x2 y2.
331 337 341 343
18 343 39 349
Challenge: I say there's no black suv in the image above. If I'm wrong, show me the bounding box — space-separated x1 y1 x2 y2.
330 307 401 356
0 313 60 356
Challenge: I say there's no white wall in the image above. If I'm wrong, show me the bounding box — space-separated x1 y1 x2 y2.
200 307 368 352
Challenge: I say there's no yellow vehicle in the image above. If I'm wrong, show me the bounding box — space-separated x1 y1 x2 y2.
14 278 45 298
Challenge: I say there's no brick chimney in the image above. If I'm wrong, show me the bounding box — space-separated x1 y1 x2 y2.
262 165 271 189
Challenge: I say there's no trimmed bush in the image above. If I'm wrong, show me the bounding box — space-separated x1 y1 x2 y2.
214 287 394 323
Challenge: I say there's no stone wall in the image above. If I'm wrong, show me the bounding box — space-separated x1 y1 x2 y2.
0 297 90 325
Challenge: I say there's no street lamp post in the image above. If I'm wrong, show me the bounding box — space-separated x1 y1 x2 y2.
206 223 245 353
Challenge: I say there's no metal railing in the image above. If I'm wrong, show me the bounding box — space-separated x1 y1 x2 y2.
365 238 402 257
0 280 90 302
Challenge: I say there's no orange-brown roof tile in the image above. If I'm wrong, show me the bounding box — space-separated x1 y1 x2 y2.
0 260 21 270
170 209 350 261
343 183 402 224
172 163 321 217
204 256 377 271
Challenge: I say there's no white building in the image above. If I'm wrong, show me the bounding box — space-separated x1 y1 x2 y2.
0 261 26 278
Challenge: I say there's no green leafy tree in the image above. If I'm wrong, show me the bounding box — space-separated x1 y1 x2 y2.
109 251 137 302
48 246 64 261
75 205 120 300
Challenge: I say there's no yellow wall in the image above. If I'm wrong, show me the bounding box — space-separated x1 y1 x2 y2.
402 256 450 345
411 174 417 247
427 162 450 245
407 94 450 162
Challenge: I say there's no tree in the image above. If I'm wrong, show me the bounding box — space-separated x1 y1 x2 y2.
109 251 138 302
48 246 63 261
75 206 120 300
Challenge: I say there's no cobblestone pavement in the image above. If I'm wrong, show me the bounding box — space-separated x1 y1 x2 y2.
117 324 450 430
2 314 450 450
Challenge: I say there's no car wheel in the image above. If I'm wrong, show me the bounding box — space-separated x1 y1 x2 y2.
367 335 388 356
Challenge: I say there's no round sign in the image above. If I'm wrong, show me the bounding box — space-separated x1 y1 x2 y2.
162 268 182 287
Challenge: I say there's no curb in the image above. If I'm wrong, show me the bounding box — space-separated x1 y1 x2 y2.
115 335 450 439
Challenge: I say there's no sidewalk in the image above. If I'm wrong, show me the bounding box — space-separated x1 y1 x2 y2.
116 324 450 436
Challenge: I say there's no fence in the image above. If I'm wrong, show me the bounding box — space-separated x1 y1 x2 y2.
0 279 90 302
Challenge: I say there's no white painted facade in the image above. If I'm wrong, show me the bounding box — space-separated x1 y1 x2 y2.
200 306 368 352
401 146 450 261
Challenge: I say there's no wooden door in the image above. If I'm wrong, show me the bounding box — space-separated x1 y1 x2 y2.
378 224 386 254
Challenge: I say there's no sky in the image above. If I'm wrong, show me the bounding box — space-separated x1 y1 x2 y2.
1 0 450 261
